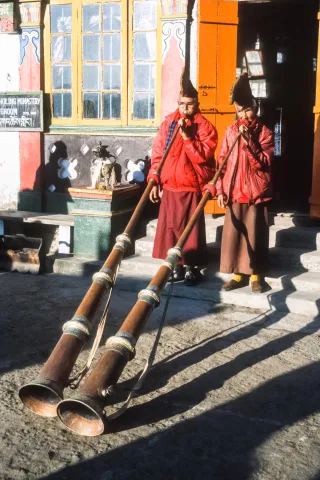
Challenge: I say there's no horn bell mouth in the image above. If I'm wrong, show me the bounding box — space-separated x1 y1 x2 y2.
19 380 63 417
57 395 105 437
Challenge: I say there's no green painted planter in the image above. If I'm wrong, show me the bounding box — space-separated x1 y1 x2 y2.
69 184 140 260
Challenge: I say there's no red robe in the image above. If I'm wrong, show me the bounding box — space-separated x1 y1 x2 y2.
149 109 218 266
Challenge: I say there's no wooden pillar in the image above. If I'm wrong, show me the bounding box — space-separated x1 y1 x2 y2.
310 11 320 218
18 0 42 211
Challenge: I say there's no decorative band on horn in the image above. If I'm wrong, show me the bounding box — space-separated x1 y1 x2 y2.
105 331 136 361
138 284 161 306
92 267 114 287
114 233 132 253
62 315 91 340
166 247 182 269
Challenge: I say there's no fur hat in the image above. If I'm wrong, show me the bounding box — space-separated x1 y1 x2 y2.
180 67 198 99
230 72 256 108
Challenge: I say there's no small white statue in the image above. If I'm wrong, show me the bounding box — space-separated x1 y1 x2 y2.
88 142 116 190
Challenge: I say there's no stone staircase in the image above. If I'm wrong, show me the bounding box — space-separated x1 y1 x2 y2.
116 213 320 317
54 213 320 320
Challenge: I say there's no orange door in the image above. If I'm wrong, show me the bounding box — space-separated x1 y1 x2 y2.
197 0 239 214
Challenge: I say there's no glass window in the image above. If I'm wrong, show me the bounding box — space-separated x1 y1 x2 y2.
48 1 158 125
132 1 157 120
82 2 122 120
50 4 72 118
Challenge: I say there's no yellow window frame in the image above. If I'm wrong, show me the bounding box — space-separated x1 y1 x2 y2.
127 0 161 127
44 0 78 125
78 0 128 126
44 0 161 127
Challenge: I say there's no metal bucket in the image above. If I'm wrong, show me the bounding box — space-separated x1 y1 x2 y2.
0 234 42 274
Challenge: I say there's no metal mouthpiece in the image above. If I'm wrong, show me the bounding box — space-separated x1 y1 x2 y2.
57 395 105 437
19 380 63 417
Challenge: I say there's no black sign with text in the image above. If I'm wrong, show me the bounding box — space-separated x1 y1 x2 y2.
0 92 43 131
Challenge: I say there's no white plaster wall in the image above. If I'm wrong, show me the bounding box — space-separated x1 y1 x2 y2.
190 0 198 87
0 33 20 210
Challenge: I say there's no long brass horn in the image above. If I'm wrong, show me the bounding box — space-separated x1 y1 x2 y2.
19 127 180 418
56 133 241 436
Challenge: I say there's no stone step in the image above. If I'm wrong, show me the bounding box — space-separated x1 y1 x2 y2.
52 255 320 315
146 218 320 250
115 269 320 317
121 256 320 292
135 236 320 272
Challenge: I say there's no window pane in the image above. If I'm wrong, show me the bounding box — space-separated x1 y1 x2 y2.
133 2 156 30
103 34 120 61
53 93 72 118
103 3 121 31
103 64 121 90
83 93 100 118
133 93 155 119
82 4 100 32
51 35 71 62
52 65 72 89
83 34 100 61
51 5 72 33
134 32 156 60
103 93 121 119
134 63 155 90
83 64 101 90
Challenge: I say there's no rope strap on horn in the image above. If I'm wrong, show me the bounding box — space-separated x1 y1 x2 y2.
68 264 120 389
138 284 161 306
114 233 132 253
104 278 174 421
62 315 91 340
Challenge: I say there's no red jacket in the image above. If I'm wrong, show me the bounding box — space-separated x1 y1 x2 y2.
148 110 217 193
216 121 274 205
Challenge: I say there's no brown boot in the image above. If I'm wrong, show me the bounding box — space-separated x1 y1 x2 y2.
222 278 246 291
251 280 263 293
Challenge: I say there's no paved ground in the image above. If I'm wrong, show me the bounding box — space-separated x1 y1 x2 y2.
0 271 320 480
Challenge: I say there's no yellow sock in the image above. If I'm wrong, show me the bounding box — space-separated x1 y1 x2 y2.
233 273 243 282
250 274 259 283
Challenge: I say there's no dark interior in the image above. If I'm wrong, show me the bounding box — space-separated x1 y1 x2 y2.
238 0 319 212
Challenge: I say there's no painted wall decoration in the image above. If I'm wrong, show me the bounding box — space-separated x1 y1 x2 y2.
0 2 16 33
162 21 186 61
20 28 40 65
161 20 186 118
125 159 145 183
58 158 78 180
44 135 153 193
19 2 41 26
160 0 188 16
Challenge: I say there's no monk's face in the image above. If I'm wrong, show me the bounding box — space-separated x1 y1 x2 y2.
235 104 256 123
178 96 199 118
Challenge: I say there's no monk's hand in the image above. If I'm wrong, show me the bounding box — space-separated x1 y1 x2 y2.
239 124 250 144
217 194 225 209
149 185 161 203
178 118 190 140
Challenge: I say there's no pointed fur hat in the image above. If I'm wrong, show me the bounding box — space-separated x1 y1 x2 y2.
230 72 256 108
180 66 198 99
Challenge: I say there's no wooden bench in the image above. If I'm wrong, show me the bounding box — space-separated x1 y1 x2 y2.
0 211 74 254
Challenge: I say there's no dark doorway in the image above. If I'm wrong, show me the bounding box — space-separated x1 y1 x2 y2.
237 0 319 212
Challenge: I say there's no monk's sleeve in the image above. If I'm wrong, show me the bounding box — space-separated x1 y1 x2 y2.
243 128 274 171
183 124 218 184
183 125 218 166
147 121 167 182
216 130 229 196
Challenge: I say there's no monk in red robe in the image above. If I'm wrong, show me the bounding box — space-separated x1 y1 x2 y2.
148 82 217 285
216 73 274 293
